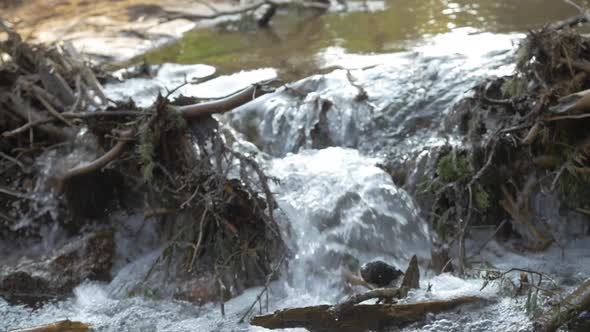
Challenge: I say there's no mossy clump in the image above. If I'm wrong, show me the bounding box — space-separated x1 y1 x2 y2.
475 187 491 210
436 153 468 182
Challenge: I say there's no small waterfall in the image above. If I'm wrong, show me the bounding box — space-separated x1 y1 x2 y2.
267 147 433 302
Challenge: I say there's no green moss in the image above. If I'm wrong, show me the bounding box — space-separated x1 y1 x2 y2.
475 187 491 210
437 153 468 182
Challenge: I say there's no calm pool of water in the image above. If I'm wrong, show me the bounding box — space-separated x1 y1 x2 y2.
138 0 577 80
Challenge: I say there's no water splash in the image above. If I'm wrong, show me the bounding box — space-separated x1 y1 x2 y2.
268 147 432 300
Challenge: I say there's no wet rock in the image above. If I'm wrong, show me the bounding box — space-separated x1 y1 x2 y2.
174 274 232 305
360 260 404 288
48 228 114 285
0 272 55 307
0 229 114 306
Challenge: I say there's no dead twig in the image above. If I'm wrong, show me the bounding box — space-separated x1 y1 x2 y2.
0 186 39 201
545 113 590 121
188 207 208 272
143 208 175 219
0 152 30 172
35 91 74 127
239 254 286 323
177 84 271 118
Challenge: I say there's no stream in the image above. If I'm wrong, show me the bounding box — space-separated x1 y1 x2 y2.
2 1 590 331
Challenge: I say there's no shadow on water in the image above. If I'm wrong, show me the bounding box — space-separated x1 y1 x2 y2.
138 0 577 81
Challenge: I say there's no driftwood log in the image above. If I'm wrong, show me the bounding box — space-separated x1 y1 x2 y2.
9 320 89 332
534 278 590 332
251 296 484 332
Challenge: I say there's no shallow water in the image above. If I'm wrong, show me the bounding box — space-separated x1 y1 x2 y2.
3 2 590 332
139 0 577 80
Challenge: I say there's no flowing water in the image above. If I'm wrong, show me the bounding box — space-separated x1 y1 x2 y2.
3 1 590 331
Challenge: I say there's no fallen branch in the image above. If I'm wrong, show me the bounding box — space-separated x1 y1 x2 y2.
58 128 135 191
3 84 270 138
545 112 590 121
177 84 270 118
251 297 485 331
552 15 588 30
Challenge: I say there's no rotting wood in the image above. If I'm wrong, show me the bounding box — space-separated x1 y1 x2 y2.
251 296 484 332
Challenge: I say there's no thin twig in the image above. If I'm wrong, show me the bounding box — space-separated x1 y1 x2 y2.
0 186 39 201
239 254 286 323
188 207 208 273
0 152 30 172
35 91 74 127
472 219 509 256
545 113 590 121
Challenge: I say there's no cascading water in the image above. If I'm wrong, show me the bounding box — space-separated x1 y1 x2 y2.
267 147 432 301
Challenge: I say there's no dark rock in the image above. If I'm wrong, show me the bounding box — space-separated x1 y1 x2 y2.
48 228 115 286
360 260 404 288
62 170 125 220
0 272 57 307
0 229 114 306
